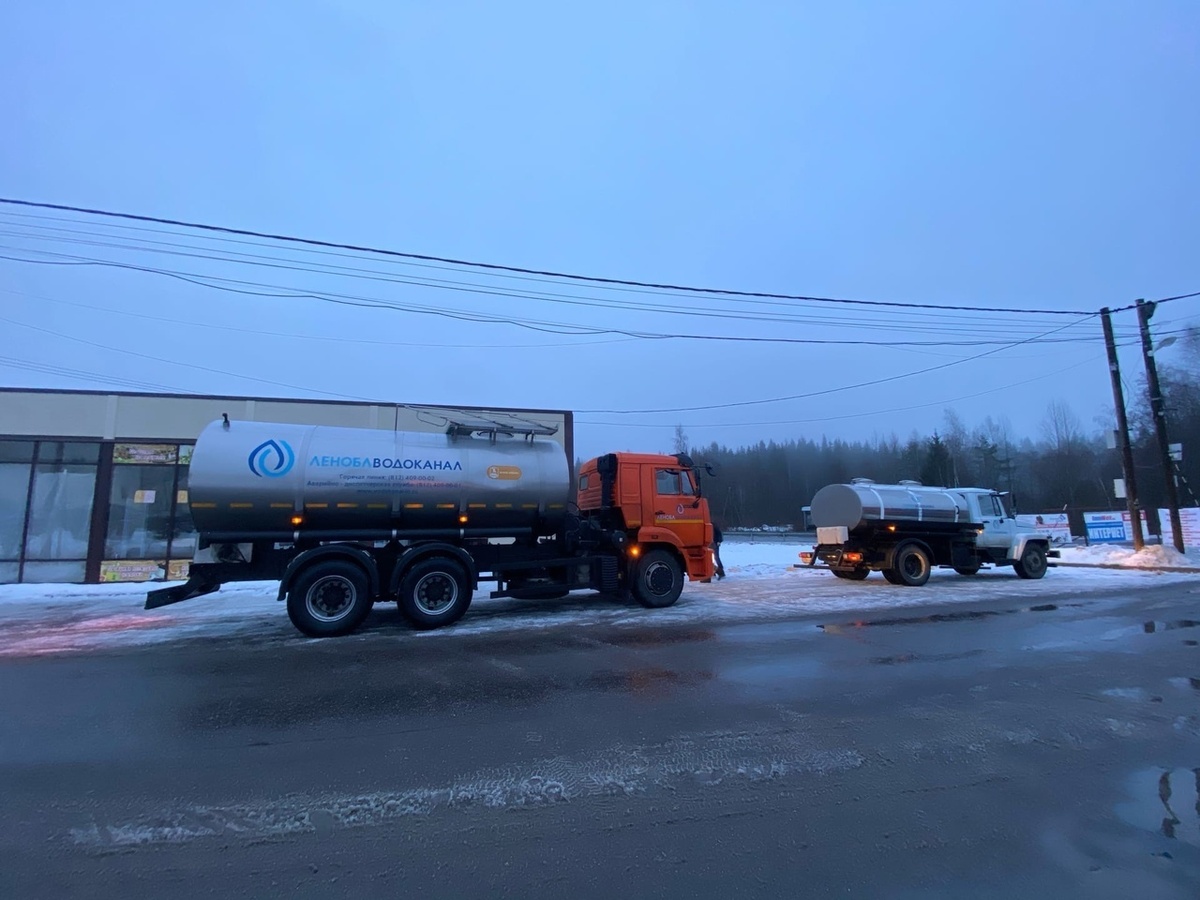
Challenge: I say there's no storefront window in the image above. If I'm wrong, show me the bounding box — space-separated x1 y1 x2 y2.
0 440 36 464
101 443 195 581
0 441 36 580
171 465 198 559
106 465 176 560
2 437 198 584
23 444 99 563
0 461 32 563
22 560 87 583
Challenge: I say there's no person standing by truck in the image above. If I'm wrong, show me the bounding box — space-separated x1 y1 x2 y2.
712 522 726 579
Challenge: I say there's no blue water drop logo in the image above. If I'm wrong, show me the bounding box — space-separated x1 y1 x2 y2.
248 439 296 478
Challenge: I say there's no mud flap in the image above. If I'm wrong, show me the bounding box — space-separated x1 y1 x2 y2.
145 576 220 610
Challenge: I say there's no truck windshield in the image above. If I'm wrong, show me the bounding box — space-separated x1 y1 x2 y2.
655 469 696 496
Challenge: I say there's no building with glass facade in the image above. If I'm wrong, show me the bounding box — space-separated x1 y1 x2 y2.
0 389 570 585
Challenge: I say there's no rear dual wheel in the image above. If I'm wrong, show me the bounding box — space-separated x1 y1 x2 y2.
287 560 374 637
397 557 472 629
884 543 931 587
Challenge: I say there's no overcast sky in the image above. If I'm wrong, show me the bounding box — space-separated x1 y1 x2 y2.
2 0 1197 461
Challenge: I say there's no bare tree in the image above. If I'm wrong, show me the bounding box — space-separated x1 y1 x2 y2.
1041 400 1083 454
672 424 690 456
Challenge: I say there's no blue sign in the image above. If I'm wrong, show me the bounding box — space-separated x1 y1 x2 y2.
248 439 296 478
1083 512 1127 544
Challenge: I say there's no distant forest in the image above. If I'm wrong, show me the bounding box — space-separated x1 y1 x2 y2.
669 334 1200 533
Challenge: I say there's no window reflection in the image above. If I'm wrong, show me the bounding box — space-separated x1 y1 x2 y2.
24 462 96 561
106 465 176 559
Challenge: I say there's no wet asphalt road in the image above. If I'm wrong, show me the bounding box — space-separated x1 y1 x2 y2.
2 580 1199 899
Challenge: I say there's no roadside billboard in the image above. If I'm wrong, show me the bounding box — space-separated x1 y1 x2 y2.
1083 510 1149 544
1157 508 1200 550
1016 513 1073 545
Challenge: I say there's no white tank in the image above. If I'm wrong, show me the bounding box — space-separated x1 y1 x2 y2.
187 419 570 537
810 480 975 530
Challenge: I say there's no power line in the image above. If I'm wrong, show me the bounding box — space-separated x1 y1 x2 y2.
0 287 639 351
0 197 1098 316
578 353 1106 429
3 209 1111 332
0 224 1101 337
0 249 1107 348
0 214 1080 330
576 315 1097 414
1109 291 1200 313
0 313 380 402
0 354 195 394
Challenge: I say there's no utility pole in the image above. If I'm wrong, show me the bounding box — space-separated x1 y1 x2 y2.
1136 299 1185 553
1100 307 1143 550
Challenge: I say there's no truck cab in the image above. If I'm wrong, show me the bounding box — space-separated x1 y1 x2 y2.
576 451 716 587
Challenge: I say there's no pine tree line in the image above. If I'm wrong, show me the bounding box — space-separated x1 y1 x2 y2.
672 354 1200 534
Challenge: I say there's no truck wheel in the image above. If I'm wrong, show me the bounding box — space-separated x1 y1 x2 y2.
1014 543 1048 580
832 567 869 580
398 557 471 629
881 568 904 585
892 544 931 587
954 565 981 576
286 560 373 637
632 549 684 608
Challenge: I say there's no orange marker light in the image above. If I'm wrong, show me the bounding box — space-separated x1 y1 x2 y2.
629 545 641 558
459 515 469 524
290 515 304 526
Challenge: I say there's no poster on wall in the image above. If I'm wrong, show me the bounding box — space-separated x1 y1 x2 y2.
1016 513 1074 545
113 444 179 465
1083 510 1149 544
167 560 191 582
1157 508 1200 550
100 560 165 582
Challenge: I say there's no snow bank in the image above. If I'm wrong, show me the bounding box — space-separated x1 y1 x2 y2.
1056 544 1200 569
0 540 1196 657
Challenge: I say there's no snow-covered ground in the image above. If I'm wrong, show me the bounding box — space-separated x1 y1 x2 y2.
1056 543 1200 569
0 540 1196 658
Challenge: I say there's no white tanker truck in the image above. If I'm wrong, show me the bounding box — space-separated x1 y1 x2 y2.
799 479 1058 585
147 417 717 636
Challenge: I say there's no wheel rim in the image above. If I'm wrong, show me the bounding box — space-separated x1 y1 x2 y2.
645 561 675 596
1026 551 1045 574
901 553 925 579
414 572 459 616
305 575 357 622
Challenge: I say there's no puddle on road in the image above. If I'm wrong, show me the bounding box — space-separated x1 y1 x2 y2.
1143 620 1199 634
1116 768 1200 847
600 628 717 648
720 657 824 691
587 666 714 696
818 602 1083 632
